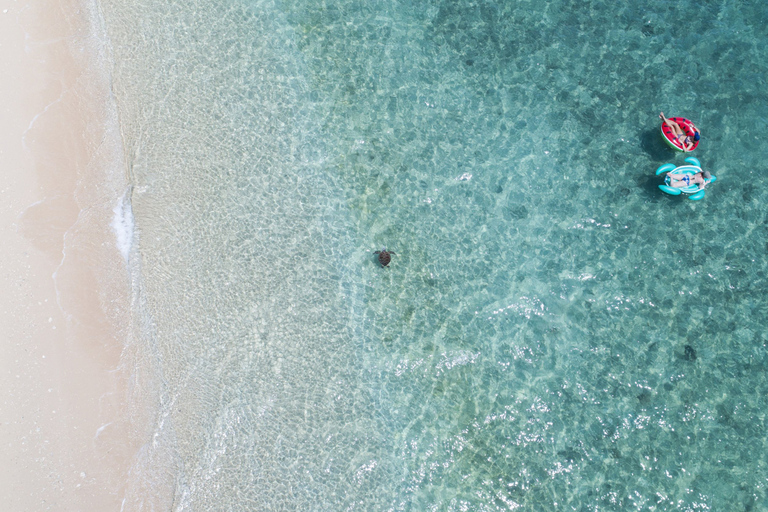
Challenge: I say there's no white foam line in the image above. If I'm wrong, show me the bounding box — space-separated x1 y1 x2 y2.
52 245 72 323
51 205 90 322
14 197 49 230
21 92 65 152
111 187 135 264
95 422 113 438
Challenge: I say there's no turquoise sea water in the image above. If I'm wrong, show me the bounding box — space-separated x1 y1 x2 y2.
97 0 768 509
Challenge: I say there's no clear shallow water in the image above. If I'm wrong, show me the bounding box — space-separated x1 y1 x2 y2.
98 0 768 509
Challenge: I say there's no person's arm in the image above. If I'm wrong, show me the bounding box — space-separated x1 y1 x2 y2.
690 123 700 137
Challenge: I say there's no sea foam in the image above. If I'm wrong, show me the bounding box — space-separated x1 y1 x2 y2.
111 188 134 263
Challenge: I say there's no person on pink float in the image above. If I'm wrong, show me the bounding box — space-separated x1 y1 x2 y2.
659 112 700 152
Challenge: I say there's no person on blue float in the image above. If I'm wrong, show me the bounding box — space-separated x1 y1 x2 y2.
659 112 700 152
666 169 711 190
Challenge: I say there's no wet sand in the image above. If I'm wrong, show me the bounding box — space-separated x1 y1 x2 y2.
0 1 140 509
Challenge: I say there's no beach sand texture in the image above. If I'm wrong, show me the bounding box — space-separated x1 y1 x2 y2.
0 0 139 509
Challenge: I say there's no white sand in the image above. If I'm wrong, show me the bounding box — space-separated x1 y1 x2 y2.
0 1 142 509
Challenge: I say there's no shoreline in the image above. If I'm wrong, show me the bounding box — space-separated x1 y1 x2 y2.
0 0 141 509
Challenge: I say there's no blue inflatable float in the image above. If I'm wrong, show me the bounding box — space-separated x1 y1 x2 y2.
655 157 716 201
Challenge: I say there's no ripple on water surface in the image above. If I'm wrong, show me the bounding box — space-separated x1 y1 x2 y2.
100 0 768 509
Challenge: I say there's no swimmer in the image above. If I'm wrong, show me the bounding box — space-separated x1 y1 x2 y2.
659 112 699 151
666 170 711 190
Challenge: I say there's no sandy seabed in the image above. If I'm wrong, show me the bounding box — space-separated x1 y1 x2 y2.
0 1 143 510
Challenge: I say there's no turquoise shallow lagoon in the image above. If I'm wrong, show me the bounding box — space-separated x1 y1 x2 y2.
98 0 768 509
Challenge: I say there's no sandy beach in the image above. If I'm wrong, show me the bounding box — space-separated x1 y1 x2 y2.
0 0 139 509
